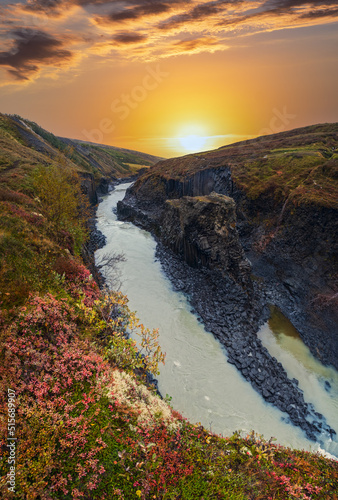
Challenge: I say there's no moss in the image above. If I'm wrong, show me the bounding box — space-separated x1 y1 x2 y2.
137 123 338 210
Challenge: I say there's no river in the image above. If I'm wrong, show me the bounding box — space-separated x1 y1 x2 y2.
95 182 338 459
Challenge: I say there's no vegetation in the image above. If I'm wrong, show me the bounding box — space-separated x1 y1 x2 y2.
137 123 338 209
0 116 337 498
31 162 88 253
21 117 70 153
234 150 337 208
2 113 159 182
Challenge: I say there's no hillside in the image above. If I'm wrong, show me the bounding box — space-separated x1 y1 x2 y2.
0 116 337 499
133 123 338 209
0 112 161 308
61 137 163 179
117 123 338 433
1 114 161 187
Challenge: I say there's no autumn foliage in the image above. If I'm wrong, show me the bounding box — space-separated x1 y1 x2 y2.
0 118 337 499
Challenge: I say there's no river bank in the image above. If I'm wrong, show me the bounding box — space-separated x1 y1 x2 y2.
91 182 338 456
115 183 337 446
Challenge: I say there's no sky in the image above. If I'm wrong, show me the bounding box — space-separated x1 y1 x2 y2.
0 1 338 157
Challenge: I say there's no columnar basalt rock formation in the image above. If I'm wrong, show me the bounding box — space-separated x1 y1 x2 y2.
161 193 252 289
117 124 338 442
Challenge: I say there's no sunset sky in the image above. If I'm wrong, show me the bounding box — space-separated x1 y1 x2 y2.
0 1 337 157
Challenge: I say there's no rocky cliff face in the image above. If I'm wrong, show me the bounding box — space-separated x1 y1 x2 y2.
78 171 98 205
116 126 338 441
160 193 251 289
118 163 337 370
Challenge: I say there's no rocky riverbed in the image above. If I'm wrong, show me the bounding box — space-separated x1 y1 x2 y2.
117 184 337 443
155 241 336 443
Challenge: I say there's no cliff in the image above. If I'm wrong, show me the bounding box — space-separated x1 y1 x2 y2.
117 123 338 370
161 193 252 289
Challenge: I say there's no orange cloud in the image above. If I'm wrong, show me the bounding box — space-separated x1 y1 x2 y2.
1 0 338 84
170 36 225 55
112 31 148 44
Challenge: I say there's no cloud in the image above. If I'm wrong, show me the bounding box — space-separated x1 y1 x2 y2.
1 0 337 84
22 0 66 17
216 1 338 29
168 36 225 56
112 31 148 44
22 0 190 22
262 0 338 9
158 0 243 31
100 3 171 23
94 0 190 26
254 0 338 20
300 7 338 19
0 29 74 80
173 36 220 52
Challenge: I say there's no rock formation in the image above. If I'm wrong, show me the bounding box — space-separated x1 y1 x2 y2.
161 193 251 289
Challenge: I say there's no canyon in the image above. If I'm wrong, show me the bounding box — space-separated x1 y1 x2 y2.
117 124 338 441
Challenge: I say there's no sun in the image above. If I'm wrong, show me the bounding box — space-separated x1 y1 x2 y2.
179 134 207 152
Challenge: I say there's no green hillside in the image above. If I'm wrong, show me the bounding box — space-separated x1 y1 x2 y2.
137 123 338 209
0 115 337 499
1 113 162 185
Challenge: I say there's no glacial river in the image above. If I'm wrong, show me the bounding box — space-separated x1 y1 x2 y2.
95 182 338 459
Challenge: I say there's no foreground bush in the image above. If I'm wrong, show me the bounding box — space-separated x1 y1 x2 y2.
1 281 337 499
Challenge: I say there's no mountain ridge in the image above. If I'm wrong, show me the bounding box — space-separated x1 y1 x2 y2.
2 113 162 184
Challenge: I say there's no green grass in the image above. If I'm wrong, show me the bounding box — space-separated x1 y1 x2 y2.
234 154 337 207
137 123 338 209
0 116 337 499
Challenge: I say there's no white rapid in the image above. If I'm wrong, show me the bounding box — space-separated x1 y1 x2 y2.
95 182 338 459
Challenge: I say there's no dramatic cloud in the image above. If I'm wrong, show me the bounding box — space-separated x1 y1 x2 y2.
22 0 65 16
216 1 338 28
99 3 172 23
262 0 338 9
94 0 190 25
300 7 338 19
23 0 191 20
0 29 74 80
112 31 148 43
158 0 243 31
1 0 337 83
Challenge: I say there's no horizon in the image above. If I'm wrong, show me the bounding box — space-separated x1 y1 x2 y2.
0 1 337 158
57 119 338 160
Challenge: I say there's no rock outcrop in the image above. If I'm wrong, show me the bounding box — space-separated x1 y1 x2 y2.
161 193 251 289
79 172 98 205
118 176 338 442
116 124 338 442
118 164 338 370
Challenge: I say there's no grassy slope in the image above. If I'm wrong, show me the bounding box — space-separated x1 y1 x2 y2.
137 123 338 209
8 114 161 180
65 138 164 176
0 116 337 499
